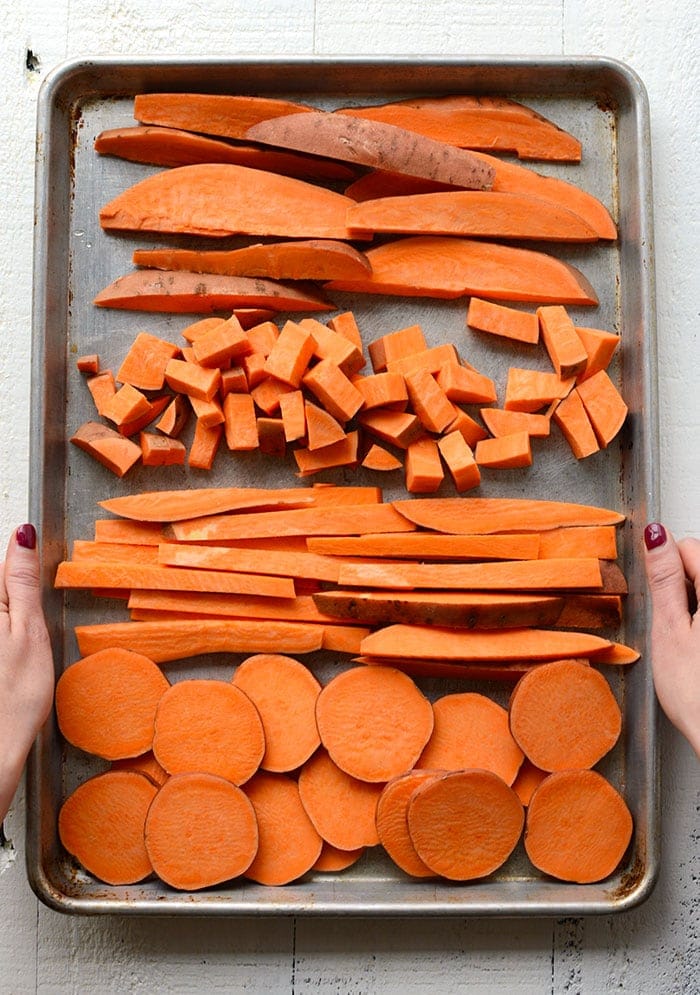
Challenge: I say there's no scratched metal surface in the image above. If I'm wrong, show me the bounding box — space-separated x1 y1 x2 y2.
27 56 657 916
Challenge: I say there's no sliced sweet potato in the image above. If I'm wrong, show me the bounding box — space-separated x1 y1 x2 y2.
246 110 495 189
94 269 333 314
99 163 360 240
325 236 598 305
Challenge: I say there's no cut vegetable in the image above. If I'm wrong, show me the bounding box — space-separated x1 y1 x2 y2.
475 431 533 469
337 94 582 162
347 190 598 241
524 769 633 883
95 125 355 180
55 648 170 760
392 496 624 534
376 769 441 878
467 297 540 344
243 772 323 885
144 772 258 890
99 162 360 240
58 770 158 885
133 239 371 282
407 770 525 880
231 654 321 772
419 692 524 785
94 269 333 313
153 678 264 784
70 421 142 477
325 236 598 305
537 305 589 379
297 748 384 850
246 110 495 189
576 370 628 447
74 619 325 662
315 665 434 782
133 92 313 139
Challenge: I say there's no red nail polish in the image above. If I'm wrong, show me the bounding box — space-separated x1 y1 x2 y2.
644 522 667 550
16 523 37 550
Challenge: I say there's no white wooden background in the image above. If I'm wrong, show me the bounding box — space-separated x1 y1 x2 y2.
1 1 698 992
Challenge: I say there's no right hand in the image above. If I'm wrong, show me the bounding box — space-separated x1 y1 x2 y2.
643 522 700 759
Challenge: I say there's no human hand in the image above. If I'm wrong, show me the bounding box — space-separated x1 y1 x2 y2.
643 522 700 760
0 525 55 823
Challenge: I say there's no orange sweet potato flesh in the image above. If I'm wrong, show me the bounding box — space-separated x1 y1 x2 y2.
337 557 603 592
345 150 616 240
133 240 372 282
97 484 340 522
360 624 612 662
94 269 333 314
243 772 323 885
376 769 439 878
337 95 582 162
346 191 598 241
94 125 356 180
144 772 259 890
74 618 325 662
419 691 524 785
315 666 434 782
524 769 633 883
134 92 314 139
58 770 159 885
297 748 384 850
70 421 142 477
153 679 264 784
99 163 360 240
406 770 525 881
246 110 495 190
392 496 624 534
325 236 598 305
508 659 621 772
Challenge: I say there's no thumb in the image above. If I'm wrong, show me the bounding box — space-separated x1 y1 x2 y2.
3 524 43 625
643 522 691 629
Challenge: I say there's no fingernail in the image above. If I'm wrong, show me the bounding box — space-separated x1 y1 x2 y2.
644 522 667 550
16 523 37 550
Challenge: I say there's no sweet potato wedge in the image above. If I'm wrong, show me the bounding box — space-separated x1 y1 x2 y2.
132 240 372 282
94 125 356 180
99 163 361 240
93 270 333 314
325 236 598 305
346 191 598 242
245 111 495 189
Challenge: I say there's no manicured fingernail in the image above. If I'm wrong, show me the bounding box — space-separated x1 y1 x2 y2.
644 522 667 550
16 523 37 550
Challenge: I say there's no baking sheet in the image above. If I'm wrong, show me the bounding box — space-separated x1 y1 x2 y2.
28 56 658 916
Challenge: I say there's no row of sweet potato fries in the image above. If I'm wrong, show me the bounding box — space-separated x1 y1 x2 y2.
92 92 616 313
54 484 638 670
72 299 626 487
55 651 632 889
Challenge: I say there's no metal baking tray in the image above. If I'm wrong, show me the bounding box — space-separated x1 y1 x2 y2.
28 56 658 916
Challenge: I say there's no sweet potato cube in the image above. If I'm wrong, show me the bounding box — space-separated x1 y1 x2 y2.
352 372 408 411
279 390 306 442
294 430 359 477
303 359 365 424
327 311 364 352
223 393 259 451
552 389 600 459
101 382 152 428
188 420 223 470
504 368 575 413
574 326 621 382
436 362 497 404
358 409 424 450
86 369 117 416
250 376 293 415
575 370 628 447
304 400 346 451
139 431 186 466
475 431 533 468
300 317 365 375
263 319 316 387
405 436 444 493
164 358 220 401
537 305 588 379
192 313 252 367
117 331 181 390
403 368 455 433
467 297 539 345
257 417 287 457
71 421 141 477
437 430 481 492
155 395 189 437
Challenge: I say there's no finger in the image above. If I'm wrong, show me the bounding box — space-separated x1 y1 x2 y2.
3 524 43 629
643 522 692 631
677 537 700 611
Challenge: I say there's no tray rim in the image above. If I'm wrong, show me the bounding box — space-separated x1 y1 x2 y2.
27 53 659 917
